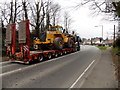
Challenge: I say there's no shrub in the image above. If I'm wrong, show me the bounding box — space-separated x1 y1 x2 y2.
115 37 120 48
113 37 120 48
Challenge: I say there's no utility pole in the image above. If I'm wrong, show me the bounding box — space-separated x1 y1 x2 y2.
113 25 115 42
118 18 120 37
101 25 103 42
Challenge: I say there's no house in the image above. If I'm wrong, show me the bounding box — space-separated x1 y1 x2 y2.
92 37 102 44
104 39 114 46
83 39 91 45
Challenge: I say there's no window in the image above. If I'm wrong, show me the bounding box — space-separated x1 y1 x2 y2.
50 27 57 31
59 28 63 33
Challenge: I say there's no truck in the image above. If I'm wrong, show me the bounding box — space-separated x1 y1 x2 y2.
6 20 81 64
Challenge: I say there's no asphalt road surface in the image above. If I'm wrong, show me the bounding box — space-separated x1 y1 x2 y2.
1 45 101 88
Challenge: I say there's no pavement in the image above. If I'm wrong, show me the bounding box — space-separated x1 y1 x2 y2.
81 48 118 88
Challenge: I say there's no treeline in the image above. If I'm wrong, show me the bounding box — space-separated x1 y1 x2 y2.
1 0 73 56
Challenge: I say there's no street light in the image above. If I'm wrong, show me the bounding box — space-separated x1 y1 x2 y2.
94 25 103 41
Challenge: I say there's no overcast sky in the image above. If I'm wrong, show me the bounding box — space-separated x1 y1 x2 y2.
53 0 118 39
0 0 118 39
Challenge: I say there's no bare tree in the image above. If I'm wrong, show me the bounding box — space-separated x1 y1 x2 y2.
0 0 61 37
77 1 120 38
77 0 120 18
0 0 22 26
64 11 72 33
9 1 13 23
50 3 61 26
29 0 61 36
29 0 46 37
43 0 61 29
45 0 51 30
22 0 28 20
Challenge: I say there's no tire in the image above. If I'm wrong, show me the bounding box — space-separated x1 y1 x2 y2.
38 55 44 62
64 51 67 54
54 37 64 49
25 61 30 65
34 45 38 50
67 38 73 48
60 52 63 56
74 48 77 52
77 47 80 51
48 53 52 59
54 52 58 57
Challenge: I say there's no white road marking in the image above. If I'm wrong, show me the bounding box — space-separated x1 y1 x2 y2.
0 64 17 69
69 60 95 89
0 68 22 76
0 51 81 76
0 61 10 64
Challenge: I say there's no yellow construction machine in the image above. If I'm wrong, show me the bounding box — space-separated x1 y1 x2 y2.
34 25 75 50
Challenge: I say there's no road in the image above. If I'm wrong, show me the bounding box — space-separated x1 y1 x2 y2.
2 45 101 88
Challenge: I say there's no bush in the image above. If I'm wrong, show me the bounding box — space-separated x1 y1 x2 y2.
114 37 120 48
116 37 120 48
98 44 105 46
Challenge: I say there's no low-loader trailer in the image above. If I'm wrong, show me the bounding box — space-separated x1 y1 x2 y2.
6 20 80 64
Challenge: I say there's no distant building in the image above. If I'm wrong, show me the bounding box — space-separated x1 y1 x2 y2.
104 39 114 46
92 37 101 44
91 37 103 45
83 39 91 45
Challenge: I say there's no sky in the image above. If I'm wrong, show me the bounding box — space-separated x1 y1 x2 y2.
53 0 118 39
0 0 118 39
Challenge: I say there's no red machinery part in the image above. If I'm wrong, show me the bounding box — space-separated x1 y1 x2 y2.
19 20 30 58
11 24 16 55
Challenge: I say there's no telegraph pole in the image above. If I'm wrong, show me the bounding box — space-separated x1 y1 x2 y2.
114 25 115 42
102 25 103 40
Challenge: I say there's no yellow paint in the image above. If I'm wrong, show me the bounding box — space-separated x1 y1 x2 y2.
34 25 70 46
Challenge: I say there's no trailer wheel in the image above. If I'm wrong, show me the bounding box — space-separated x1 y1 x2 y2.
74 48 77 52
60 52 63 56
25 61 30 65
77 48 80 51
48 53 52 59
34 45 38 50
54 52 58 58
54 37 64 49
64 51 67 54
77 46 80 51
38 55 44 62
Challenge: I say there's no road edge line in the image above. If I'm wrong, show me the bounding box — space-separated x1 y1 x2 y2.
1 51 81 76
69 60 95 89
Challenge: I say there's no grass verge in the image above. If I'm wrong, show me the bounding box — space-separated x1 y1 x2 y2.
96 46 108 50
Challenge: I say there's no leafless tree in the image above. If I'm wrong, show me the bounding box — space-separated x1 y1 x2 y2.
45 0 51 30
0 0 22 28
22 0 28 20
29 0 61 36
0 0 61 37
64 11 72 33
77 1 120 38
28 0 46 37
76 0 120 19
50 3 61 26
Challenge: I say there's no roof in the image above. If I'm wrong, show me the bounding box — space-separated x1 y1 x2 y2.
104 40 114 44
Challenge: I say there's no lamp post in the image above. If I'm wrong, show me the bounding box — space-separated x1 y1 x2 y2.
95 25 103 43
